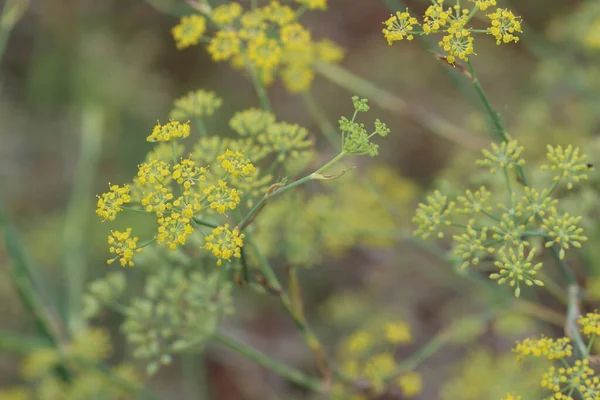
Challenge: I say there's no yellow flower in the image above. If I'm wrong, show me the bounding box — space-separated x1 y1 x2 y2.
439 19 475 64
96 184 131 221
470 0 496 11
513 336 572 360
384 321 412 344
280 23 311 49
247 33 282 70
281 64 314 92
136 160 171 186
343 331 372 355
70 328 113 362
208 30 241 62
170 89 223 120
295 0 326 10
487 8 523 45
171 15 206 49
364 352 396 394
203 180 241 214
172 158 207 189
107 228 143 267
156 211 194 250
21 348 59 379
423 1 452 34
203 224 244 266
396 372 422 397
578 311 600 337
262 1 295 26
212 2 243 25
315 39 344 63
217 149 256 178
382 9 419 44
147 120 191 142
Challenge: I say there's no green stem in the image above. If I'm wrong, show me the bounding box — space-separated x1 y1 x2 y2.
63 104 104 333
566 284 587 357
248 65 272 112
0 200 63 349
238 151 347 230
245 235 329 374
238 174 313 230
213 331 324 393
465 59 528 185
314 61 485 150
301 90 339 148
196 117 208 137
313 151 346 174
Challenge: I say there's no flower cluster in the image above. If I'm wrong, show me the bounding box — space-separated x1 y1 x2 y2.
1 328 140 399
412 140 591 297
170 1 344 92
332 320 421 399
512 317 600 399
382 0 523 64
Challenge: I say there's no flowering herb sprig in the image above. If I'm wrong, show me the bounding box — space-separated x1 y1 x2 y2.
170 1 344 93
382 0 523 64
412 139 592 297
510 312 600 399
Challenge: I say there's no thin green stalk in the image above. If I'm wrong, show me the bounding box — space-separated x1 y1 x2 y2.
213 331 324 393
248 65 272 112
0 330 47 354
313 151 345 174
0 201 62 348
245 235 330 376
238 151 347 230
301 91 339 148
195 117 208 137
238 174 313 230
314 61 486 150
0 0 29 67
63 104 104 333
567 284 587 357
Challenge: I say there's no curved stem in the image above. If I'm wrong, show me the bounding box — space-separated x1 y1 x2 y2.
213 331 324 392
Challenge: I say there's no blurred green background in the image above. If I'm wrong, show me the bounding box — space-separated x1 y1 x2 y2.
2 0 600 398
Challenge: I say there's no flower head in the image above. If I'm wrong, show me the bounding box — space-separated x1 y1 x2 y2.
453 223 494 270
476 139 525 174
396 372 422 397
147 120 190 142
217 150 256 178
382 9 419 44
211 2 243 25
487 8 523 45
578 311 600 337
208 30 241 62
171 15 206 49
203 180 241 214
107 228 143 267
96 184 131 221
513 335 572 360
156 211 194 250
413 190 455 239
489 244 544 297
423 1 452 34
384 321 412 344
470 0 496 11
541 211 587 259
203 224 244 266
170 90 223 120
541 144 592 190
